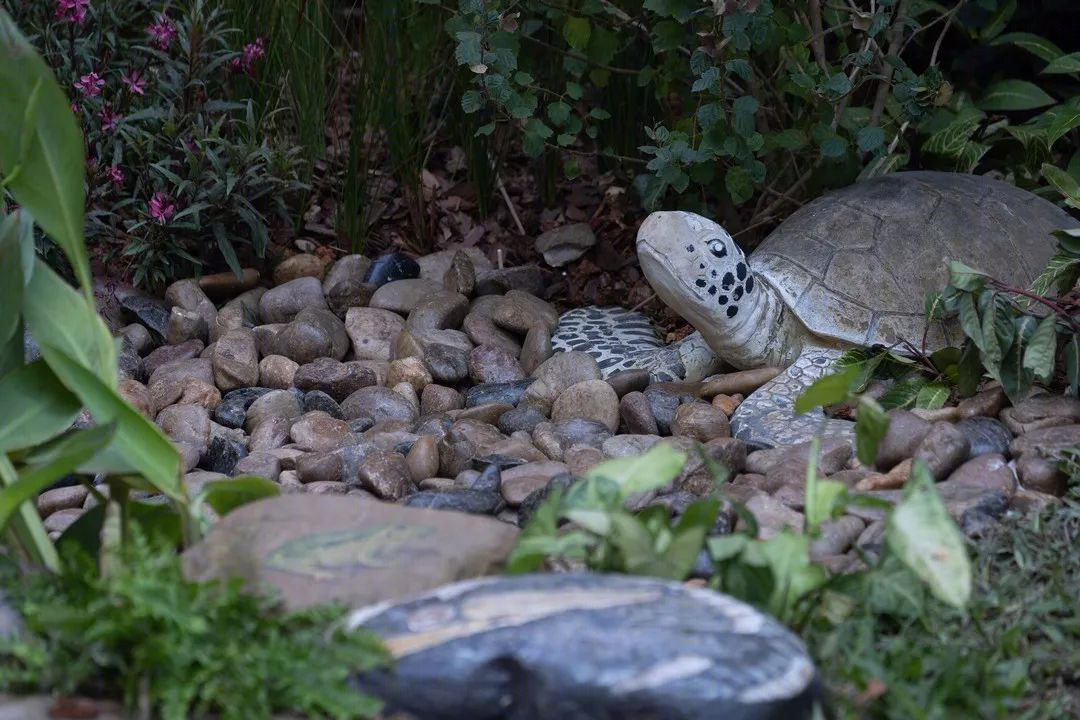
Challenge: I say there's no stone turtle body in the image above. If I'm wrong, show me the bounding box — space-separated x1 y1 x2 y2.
556 171 1075 447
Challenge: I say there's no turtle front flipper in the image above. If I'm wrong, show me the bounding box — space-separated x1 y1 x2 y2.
729 347 855 449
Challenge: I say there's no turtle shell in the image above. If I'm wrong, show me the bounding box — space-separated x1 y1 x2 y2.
751 171 1076 349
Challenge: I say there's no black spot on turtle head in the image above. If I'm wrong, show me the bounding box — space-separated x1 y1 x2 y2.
722 272 734 289
727 305 739 318
695 278 707 288
708 285 716 295
699 263 705 270
711 270 717 277
686 244 695 253
707 237 728 259
717 294 728 306
745 275 754 293
736 262 747 280
733 286 743 301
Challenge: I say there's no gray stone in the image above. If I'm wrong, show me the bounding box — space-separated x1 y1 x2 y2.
370 278 444 314
402 489 505 515
182 494 519 610
620 391 660 435
475 265 546 297
424 343 470 384
302 390 345 418
258 276 327 324
341 386 418 424
166 306 208 345
954 416 1012 457
259 355 300 389
212 328 259 391
294 358 377 401
244 389 303 433
914 421 970 480
463 379 534 407
875 409 932 470
492 290 560 334
551 379 620 432
355 451 413 499
522 351 601 414
345 307 405 361
290 411 354 452
233 452 281 481
143 339 204 377
1010 424 1080 458
348 573 821 720
468 345 526 384
535 222 597 267
498 405 548 435
671 401 731 441
462 311 522 354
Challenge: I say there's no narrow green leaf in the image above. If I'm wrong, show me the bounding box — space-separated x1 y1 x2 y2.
22 259 117 388
980 296 1004 380
0 454 58 571
1023 315 1057 381
0 423 115 531
36 344 183 501
794 365 859 414
956 341 985 397
0 11 91 296
886 459 971 608
0 360 82 454
978 80 1056 112
979 0 1015 41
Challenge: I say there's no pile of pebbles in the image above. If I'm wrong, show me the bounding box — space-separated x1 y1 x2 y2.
34 247 1073 571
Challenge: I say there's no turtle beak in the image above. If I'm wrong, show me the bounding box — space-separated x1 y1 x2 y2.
636 211 677 256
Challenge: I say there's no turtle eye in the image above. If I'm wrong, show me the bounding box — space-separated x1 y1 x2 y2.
707 238 728 259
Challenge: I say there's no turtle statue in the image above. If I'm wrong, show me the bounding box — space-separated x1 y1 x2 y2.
553 171 1076 448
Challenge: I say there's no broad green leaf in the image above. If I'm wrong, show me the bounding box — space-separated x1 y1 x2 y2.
0 211 29 345
1023 315 1057 381
915 382 949 410
1043 52 1080 75
885 459 971 608
765 129 808 151
977 80 1056 112
876 377 925 410
1045 99 1080 146
546 101 571 127
1065 334 1080 396
36 344 182 501
854 396 890 466
0 360 82 454
610 513 666 577
0 454 58 571
194 475 280 517
990 32 1063 63
707 533 749 562
804 478 847 530
461 90 483 113
0 11 91 297
0 423 115 531
979 295 1004 379
956 341 984 397
794 365 859 414
563 507 613 536
583 442 687 496
948 261 988 292
1041 163 1080 208
979 0 1015 41
563 17 591 50
23 259 117 388
957 293 984 349
856 126 885 153
758 531 827 619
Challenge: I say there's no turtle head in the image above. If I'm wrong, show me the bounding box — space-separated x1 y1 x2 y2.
636 211 755 328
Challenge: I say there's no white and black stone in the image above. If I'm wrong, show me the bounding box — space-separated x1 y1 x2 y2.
348 572 824 720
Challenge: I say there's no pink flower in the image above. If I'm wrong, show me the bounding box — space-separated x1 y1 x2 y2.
55 0 89 24
147 17 177 51
99 105 119 131
121 68 146 95
231 37 266 76
74 72 104 97
148 192 176 223
71 102 79 114
106 165 124 186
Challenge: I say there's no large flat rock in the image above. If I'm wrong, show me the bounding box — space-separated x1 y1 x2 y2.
181 495 518 611
348 573 822 720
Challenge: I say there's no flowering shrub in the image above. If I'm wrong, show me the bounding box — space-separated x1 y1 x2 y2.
5 0 308 288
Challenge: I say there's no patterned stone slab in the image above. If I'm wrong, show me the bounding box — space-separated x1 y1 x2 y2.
348 572 823 720
181 495 519 610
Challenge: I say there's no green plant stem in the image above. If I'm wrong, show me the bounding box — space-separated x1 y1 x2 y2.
0 454 59 572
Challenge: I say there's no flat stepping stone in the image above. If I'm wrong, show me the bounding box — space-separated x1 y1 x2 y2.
181 495 518 610
348 572 822 720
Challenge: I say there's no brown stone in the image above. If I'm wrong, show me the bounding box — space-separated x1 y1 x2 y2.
699 368 782 398
181 494 519 609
